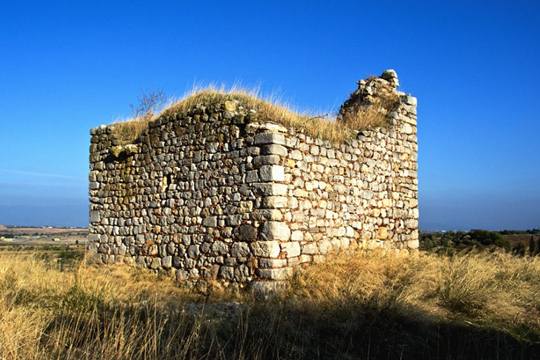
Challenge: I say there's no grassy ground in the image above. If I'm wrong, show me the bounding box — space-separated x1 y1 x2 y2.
0 248 539 359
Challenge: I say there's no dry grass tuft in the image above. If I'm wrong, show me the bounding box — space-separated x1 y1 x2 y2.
109 85 395 145
110 117 152 146
290 250 540 330
110 91 166 145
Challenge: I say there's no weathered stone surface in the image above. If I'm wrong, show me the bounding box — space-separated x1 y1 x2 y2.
251 241 281 258
253 155 280 166
203 216 218 227
253 183 288 196
110 144 138 158
219 265 235 280
254 132 286 145
262 144 287 156
407 239 419 249
259 258 288 268
257 267 293 280
262 196 288 208
261 221 291 241
212 241 228 255
381 69 399 88
290 230 303 241
281 242 300 258
231 242 250 258
162 256 172 269
237 224 258 242
90 211 100 223
252 209 283 221
377 227 388 240
259 165 285 182
188 245 200 258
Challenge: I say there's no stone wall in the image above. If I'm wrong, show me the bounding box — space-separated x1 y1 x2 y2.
88 70 418 288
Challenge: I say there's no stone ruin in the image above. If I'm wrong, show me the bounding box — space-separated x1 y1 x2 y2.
88 70 418 290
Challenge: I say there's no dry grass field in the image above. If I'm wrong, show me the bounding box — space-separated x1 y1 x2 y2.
0 248 539 359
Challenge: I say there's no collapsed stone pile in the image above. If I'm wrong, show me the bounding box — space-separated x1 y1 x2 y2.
88 70 418 289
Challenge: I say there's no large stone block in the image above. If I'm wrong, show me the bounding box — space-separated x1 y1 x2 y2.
90 210 101 223
251 241 281 258
219 265 235 280
88 233 100 242
290 230 303 241
262 144 288 156
253 183 288 196
162 256 172 269
259 258 288 268
237 224 258 242
281 242 300 258
259 165 285 182
407 239 419 249
261 221 291 241
254 132 286 145
257 267 293 280
253 155 280 166
261 196 288 208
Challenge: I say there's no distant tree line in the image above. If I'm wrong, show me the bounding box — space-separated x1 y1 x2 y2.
499 228 540 235
420 229 540 256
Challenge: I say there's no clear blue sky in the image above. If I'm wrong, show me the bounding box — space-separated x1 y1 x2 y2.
0 0 538 230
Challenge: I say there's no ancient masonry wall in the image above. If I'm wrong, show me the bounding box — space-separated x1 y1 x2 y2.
88 74 418 287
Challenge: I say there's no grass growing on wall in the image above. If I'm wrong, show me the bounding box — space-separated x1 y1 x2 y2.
110 85 400 145
0 249 539 359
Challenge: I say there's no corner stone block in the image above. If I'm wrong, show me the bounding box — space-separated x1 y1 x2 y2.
253 155 280 166
262 144 288 156
252 209 283 221
257 267 293 280
261 221 291 241
404 95 417 106
88 233 100 242
262 196 288 208
254 132 286 146
253 183 288 196
90 210 101 223
259 165 285 182
407 239 419 249
251 241 281 258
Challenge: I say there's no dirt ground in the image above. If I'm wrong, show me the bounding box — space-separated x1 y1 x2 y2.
0 226 87 248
